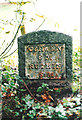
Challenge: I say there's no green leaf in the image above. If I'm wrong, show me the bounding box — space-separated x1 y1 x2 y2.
20 89 26 91
38 112 47 116
2 86 7 93
29 109 36 116
15 112 19 116
22 115 25 120
75 53 78 57
16 105 20 108
42 83 49 88
63 98 68 104
37 87 43 92
28 113 34 118
25 94 31 100
56 89 60 93
20 109 23 112
33 103 40 109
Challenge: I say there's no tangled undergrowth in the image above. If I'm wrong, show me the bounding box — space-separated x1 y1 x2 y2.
0 66 81 120
0 47 81 120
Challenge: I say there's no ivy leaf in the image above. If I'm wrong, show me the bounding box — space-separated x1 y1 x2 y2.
42 83 49 88
20 109 23 112
37 87 43 92
28 114 34 118
33 103 40 109
29 110 36 117
20 89 26 91
2 86 7 93
75 53 78 57
38 112 47 117
15 112 19 116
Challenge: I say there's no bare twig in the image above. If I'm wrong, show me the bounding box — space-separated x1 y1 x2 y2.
1 48 18 59
35 19 45 31
1 42 14 58
0 12 24 57
22 79 41 103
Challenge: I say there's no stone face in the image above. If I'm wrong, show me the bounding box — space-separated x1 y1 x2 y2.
18 30 72 82
25 44 66 80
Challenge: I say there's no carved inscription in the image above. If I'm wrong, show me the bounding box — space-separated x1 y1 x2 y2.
25 44 66 79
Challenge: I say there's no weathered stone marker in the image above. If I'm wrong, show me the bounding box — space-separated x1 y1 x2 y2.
25 44 66 80
18 30 72 83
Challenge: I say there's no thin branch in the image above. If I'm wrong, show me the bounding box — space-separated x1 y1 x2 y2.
1 5 23 58
1 48 18 59
0 12 24 57
0 39 6 49
35 19 45 31
1 42 14 58
22 79 41 103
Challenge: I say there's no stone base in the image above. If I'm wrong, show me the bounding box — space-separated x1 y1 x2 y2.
25 80 72 101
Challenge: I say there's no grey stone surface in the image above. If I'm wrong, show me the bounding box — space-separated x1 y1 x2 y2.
18 30 72 82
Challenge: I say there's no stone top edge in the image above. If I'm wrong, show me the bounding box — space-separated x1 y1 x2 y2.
18 30 72 40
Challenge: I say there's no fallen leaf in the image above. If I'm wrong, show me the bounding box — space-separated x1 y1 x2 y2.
54 88 59 90
35 14 44 18
3 93 6 97
45 99 51 103
41 94 47 100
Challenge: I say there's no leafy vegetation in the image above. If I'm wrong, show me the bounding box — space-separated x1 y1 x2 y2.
1 49 81 119
72 47 80 93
